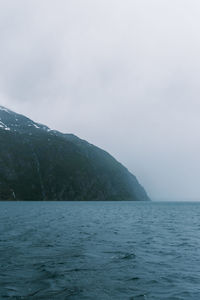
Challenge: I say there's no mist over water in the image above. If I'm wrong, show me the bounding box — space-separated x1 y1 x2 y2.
1 201 200 300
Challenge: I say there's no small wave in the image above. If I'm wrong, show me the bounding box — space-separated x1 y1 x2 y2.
65 268 96 273
103 251 136 260
127 277 140 281
130 294 147 300
121 253 136 260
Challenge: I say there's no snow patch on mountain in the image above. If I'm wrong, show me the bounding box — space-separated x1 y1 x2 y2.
0 120 10 131
0 106 11 113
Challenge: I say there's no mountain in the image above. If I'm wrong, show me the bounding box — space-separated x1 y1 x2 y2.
0 106 150 201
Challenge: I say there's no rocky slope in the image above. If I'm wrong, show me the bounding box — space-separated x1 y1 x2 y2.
0 106 150 201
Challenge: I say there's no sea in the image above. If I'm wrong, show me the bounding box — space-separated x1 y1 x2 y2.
0 201 200 300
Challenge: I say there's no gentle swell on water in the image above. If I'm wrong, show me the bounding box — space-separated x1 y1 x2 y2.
0 201 200 299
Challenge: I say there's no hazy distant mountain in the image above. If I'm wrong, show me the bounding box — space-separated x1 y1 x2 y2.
0 106 150 201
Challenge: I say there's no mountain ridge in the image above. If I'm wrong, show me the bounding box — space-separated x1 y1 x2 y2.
0 106 150 201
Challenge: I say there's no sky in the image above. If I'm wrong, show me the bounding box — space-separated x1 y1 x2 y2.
0 0 200 200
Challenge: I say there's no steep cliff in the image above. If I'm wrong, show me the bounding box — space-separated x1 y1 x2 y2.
0 106 150 201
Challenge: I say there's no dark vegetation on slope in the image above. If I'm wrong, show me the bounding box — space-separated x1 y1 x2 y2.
0 107 150 201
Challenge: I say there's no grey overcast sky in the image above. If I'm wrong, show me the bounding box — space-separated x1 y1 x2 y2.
1 0 200 200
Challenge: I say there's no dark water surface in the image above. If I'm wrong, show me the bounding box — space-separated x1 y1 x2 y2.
0 201 200 300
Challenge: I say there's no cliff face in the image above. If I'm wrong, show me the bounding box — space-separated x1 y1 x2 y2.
0 106 150 201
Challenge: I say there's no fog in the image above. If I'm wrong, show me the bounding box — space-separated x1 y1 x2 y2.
1 0 200 200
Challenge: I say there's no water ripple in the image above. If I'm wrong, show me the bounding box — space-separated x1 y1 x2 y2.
0 201 200 299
